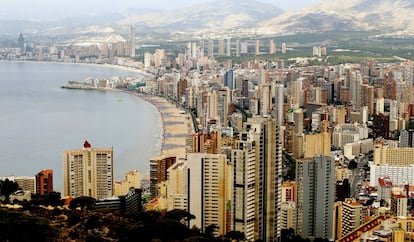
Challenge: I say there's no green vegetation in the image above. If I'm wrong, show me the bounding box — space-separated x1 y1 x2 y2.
0 209 56 242
0 179 19 202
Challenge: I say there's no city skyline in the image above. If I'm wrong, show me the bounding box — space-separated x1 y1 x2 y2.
0 0 320 20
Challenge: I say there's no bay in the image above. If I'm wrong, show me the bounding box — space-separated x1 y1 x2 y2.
0 62 162 193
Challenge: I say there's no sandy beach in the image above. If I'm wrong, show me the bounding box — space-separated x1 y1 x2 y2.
131 93 193 160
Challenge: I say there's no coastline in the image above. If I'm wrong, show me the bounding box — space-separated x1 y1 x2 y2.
1 60 189 167
128 92 191 160
0 60 153 78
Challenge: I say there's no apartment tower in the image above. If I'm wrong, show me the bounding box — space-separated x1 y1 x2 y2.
63 141 113 199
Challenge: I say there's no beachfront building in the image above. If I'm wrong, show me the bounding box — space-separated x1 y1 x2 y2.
63 140 113 199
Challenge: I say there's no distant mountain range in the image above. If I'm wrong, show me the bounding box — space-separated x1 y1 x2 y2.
258 0 414 36
0 0 413 40
118 0 283 32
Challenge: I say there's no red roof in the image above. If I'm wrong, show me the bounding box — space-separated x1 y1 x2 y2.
378 177 393 187
83 140 91 149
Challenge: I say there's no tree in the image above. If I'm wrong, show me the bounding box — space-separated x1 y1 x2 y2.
31 191 63 207
204 224 219 239
225 230 245 241
69 196 96 210
0 210 56 241
0 179 19 199
348 159 358 169
163 209 195 223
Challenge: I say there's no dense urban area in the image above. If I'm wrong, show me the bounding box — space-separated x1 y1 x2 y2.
2 0 414 241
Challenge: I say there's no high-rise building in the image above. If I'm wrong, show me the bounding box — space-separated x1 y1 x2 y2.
240 42 248 54
235 39 241 57
281 182 297 231
361 84 374 115
35 169 53 195
304 133 331 158
281 43 287 54
17 33 25 54
391 191 408 217
153 49 166 67
269 39 276 54
166 161 188 211
341 198 363 237
244 117 282 241
232 137 256 241
208 40 214 57
255 39 260 55
217 89 230 126
63 141 113 199
218 39 225 56
374 146 414 166
296 156 335 240
293 108 304 135
150 155 176 198
224 69 236 91
130 26 135 58
187 153 232 235
226 38 231 56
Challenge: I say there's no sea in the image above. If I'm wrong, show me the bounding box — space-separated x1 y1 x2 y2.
0 61 163 193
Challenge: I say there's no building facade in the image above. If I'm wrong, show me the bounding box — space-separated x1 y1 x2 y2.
63 141 113 199
296 156 335 240
35 169 53 195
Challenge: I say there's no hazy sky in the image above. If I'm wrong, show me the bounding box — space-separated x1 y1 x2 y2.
1 0 320 20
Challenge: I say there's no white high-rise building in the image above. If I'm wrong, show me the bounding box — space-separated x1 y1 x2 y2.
130 26 135 58
63 141 113 199
208 40 214 57
235 39 241 57
226 38 231 56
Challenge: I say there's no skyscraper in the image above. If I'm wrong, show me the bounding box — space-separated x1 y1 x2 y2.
63 141 113 199
296 156 335 240
35 169 53 195
281 43 287 54
208 40 214 57
244 117 282 241
130 26 135 58
232 137 256 241
224 69 235 91
235 39 241 57
187 153 232 235
269 39 276 54
17 33 25 54
226 38 231 56
255 39 260 55
150 155 176 198
219 39 225 56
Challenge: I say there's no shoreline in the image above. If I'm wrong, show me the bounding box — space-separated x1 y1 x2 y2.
0 60 154 78
127 92 191 160
1 60 189 171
